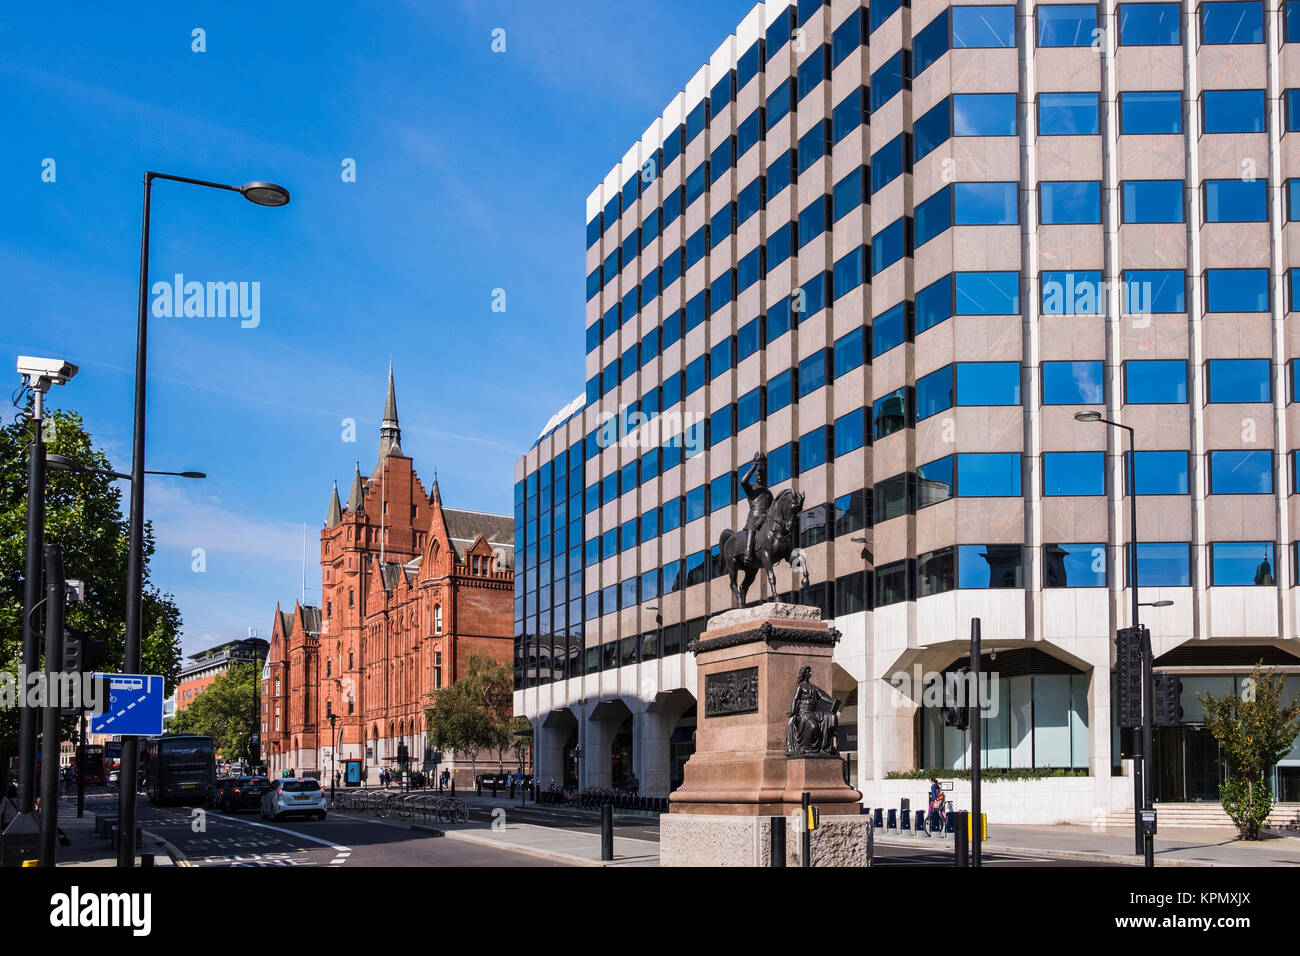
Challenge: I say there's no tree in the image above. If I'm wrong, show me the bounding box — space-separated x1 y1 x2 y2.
424 652 512 779
167 662 258 761
0 407 184 773
1199 664 1300 840
508 715 531 773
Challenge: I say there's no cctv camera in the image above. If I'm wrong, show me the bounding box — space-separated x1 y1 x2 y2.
16 356 78 390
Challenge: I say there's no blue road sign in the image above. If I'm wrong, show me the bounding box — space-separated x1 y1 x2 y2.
90 673 164 736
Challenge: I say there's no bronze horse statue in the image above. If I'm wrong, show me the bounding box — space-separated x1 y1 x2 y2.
718 487 806 607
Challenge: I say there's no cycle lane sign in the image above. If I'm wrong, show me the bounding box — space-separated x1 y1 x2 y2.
90 673 164 736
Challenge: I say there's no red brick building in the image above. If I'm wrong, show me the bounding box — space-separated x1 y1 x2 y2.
262 368 515 781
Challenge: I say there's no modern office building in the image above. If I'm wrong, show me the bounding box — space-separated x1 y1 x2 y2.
175 636 270 711
513 0 1300 822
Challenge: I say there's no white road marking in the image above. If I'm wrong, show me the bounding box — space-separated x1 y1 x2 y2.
205 811 350 853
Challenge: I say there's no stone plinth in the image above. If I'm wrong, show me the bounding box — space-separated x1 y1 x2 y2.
668 603 862 817
660 812 873 867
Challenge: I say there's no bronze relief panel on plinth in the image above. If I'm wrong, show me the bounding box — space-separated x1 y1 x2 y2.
704 667 759 717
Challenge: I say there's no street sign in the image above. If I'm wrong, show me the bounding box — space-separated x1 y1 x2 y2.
89 673 164 736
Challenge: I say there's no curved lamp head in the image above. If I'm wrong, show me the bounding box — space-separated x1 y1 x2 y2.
1074 411 1102 423
178 471 207 479
239 181 291 207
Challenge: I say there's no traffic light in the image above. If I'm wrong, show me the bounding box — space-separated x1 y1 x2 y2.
942 669 969 730
1115 626 1145 729
61 628 106 717
1154 673 1183 727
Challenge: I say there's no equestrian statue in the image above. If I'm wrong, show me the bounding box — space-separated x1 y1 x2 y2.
718 451 808 607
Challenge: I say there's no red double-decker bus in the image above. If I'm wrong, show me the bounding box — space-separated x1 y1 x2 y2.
77 744 104 784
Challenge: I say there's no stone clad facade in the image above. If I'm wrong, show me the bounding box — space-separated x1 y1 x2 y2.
262 368 515 780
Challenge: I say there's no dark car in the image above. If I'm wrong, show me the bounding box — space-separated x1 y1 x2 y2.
212 775 272 812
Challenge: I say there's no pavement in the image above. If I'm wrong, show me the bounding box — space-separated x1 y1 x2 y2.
50 791 178 868
873 821 1300 866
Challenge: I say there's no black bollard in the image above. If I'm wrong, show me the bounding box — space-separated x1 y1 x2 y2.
954 811 969 867
800 792 812 868
771 816 786 867
600 804 614 861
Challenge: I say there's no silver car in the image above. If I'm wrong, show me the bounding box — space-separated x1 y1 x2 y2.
260 777 327 821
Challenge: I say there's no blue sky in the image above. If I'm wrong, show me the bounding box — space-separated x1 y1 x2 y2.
0 0 754 655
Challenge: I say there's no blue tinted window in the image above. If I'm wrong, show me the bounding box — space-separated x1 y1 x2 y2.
769 368 794 414
833 246 868 299
798 195 829 246
800 426 829 472
686 226 708 267
914 10 951 76
873 302 912 356
916 275 954 332
835 407 867 457
662 126 684 169
738 247 764 293
1040 181 1100 223
1290 0 1300 41
586 322 601 354
955 181 1018 225
833 8 866 66
1043 451 1105 496
737 318 763 362
1205 269 1269 312
768 442 795 484
710 338 734 378
1119 2 1180 44
709 472 733 510
799 351 828 397
768 149 795 198
872 217 912 274
738 40 763 90
956 453 1022 496
1129 451 1189 494
767 298 792 343
916 365 954 420
917 455 954 507
686 99 709 143
834 166 867 221
1209 450 1273 493
1122 180 1184 222
1205 179 1268 222
1042 360 1104 404
953 6 1016 46
684 485 708 523
767 222 796 269
1037 5 1098 46
1128 542 1191 586
1044 543 1107 587
710 137 734 183
642 209 660 249
642 267 660 303
685 164 708 206
662 249 684 292
1291 269 1300 310
872 134 911 192
798 122 830 173
587 267 601 301
1124 269 1186 314
1201 1 1264 43
711 70 734 109
1203 90 1266 133
955 271 1019 314
834 87 868 143
1211 542 1275 585
798 45 830 99
1125 360 1187 404
738 177 765 225
1288 89 1300 131
709 272 732 311
798 272 830 321
957 361 1021 405
710 405 734 445
915 98 953 161
662 497 682 531
1041 270 1103 315
641 447 659 481
768 78 795 127
1208 359 1271 403
737 386 764 431
604 194 620 225
960 545 1021 590
874 388 910 440
586 215 602 249
685 289 709 331
767 5 796 58
663 186 684 227
953 93 1017 135
871 0 907 32
1119 91 1182 134
871 50 910 112
711 204 733 246
738 109 765 157
1039 93 1099 135
915 185 952 247
834 327 867 378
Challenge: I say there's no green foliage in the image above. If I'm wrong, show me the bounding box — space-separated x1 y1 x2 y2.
1198 664 1300 840
0 408 184 769
167 662 258 761
508 714 531 772
423 652 513 775
885 767 1088 781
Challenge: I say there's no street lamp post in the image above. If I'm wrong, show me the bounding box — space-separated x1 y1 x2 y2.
327 713 339 806
1076 410 1154 867
118 171 289 867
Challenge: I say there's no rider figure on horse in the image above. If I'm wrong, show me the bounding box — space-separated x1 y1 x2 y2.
741 451 773 566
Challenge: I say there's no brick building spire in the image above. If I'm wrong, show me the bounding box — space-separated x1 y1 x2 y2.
325 480 342 528
345 461 365 512
379 361 402 459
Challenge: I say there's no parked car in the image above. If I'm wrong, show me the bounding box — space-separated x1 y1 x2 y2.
212 776 272 812
260 777 327 821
